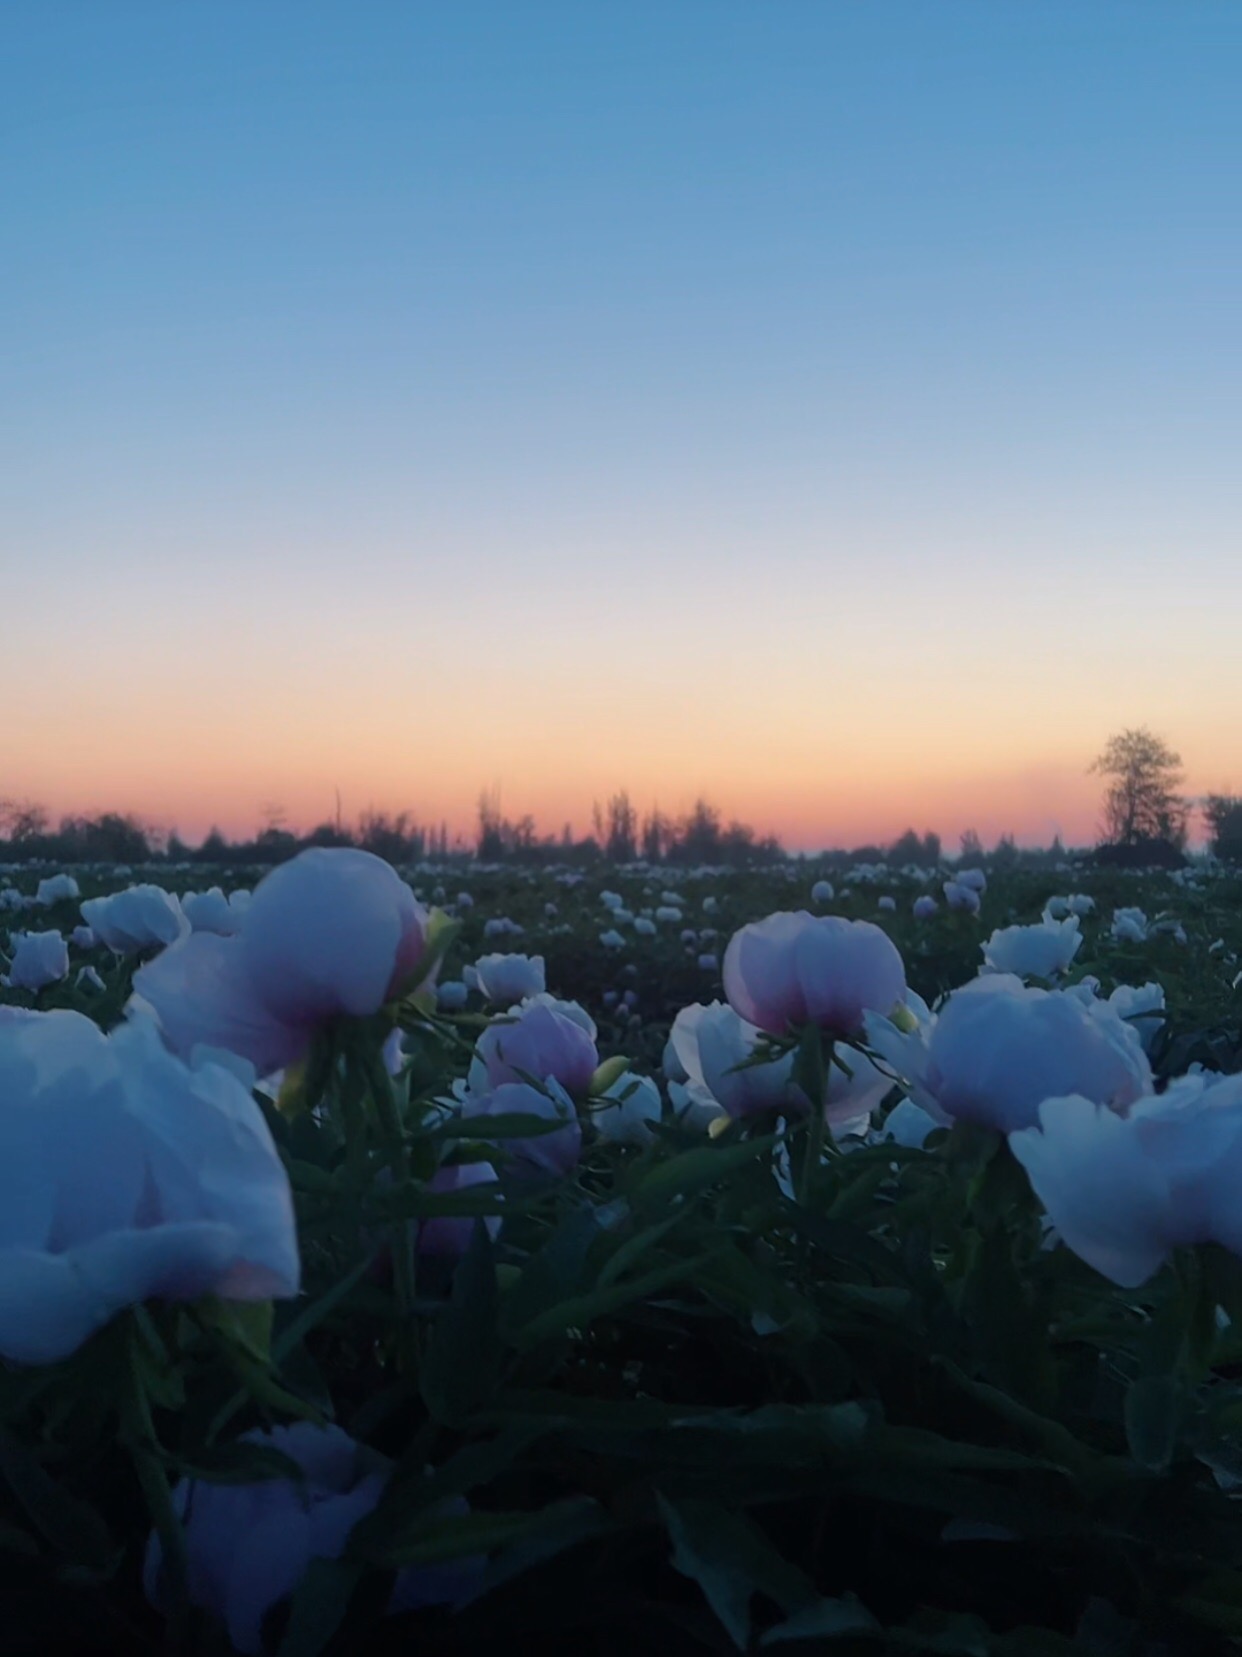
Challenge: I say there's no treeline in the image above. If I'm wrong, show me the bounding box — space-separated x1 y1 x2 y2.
0 793 788 869
475 789 785 867
0 801 455 868
12 793 1234 870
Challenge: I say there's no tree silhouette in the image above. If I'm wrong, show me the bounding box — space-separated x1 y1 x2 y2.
1091 728 1187 847
1204 794 1242 862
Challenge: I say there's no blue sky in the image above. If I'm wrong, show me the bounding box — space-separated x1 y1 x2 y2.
3 2 1241 847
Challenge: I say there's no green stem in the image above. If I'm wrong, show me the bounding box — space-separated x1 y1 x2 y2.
120 1320 190 1653
360 1045 417 1320
795 1030 831 1204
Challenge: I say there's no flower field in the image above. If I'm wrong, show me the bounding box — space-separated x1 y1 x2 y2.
4 849 1242 1655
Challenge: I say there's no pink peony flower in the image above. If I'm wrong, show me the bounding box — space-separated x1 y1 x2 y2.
463 1079 582 1179
472 999 599 1099
723 911 906 1038
132 849 432 1076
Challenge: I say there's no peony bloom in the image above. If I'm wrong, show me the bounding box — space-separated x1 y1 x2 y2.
913 895 938 919
1010 1074 1242 1287
811 880 835 905
81 885 187 953
0 1011 299 1364
6 929 69 990
473 952 546 1004
471 999 599 1099
942 880 981 914
1108 981 1166 1053
865 975 1150 1135
144 1423 479 1655
462 1079 581 1178
70 924 96 950
592 1071 662 1145
670 998 890 1133
132 849 432 1076
981 916 1081 980
35 873 80 906
955 867 988 894
723 911 906 1039
436 979 469 1012
1111 906 1148 944
181 887 248 936
600 929 626 949
482 915 523 940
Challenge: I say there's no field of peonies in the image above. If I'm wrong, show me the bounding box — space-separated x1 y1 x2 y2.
4 848 1242 1654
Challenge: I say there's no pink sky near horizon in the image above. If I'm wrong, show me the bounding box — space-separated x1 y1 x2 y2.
6 694 1237 855
6 531 1241 855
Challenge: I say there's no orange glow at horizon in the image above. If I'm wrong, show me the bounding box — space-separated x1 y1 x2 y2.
7 709 1233 855
7 543 1242 856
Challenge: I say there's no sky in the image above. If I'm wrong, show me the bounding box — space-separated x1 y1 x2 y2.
3 1 1241 853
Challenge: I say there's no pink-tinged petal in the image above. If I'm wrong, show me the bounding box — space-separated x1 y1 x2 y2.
475 1002 598 1098
465 1081 582 1179
725 912 905 1038
240 848 427 1023
133 932 310 1078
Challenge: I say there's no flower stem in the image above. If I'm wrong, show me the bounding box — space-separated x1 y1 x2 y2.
120 1319 190 1653
794 1028 831 1204
360 1044 417 1320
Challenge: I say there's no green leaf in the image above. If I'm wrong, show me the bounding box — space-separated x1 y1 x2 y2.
275 1557 364 1657
761 1596 881 1644
477 1496 612 1595
627 1134 779 1210
353 1424 548 1557
429 1111 577 1141
162 1442 304 1486
272 1250 380 1364
377 1499 605 1569
1124 1374 1181 1473
657 1492 818 1652
197 1297 273 1363
1179 1569 1242 1634
497 1205 604 1336
421 1220 502 1424
0 1430 114 1571
509 1250 721 1352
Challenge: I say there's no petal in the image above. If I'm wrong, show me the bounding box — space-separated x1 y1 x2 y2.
133 932 309 1077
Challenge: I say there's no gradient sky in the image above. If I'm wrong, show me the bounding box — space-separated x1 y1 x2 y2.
3 2 1241 852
